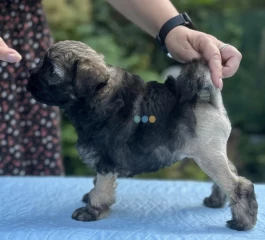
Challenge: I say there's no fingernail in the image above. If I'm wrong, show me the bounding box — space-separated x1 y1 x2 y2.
7 53 22 63
219 78 223 90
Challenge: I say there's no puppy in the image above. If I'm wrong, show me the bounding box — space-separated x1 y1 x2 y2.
27 40 258 231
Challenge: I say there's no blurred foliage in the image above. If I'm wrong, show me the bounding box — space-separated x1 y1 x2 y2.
43 0 265 181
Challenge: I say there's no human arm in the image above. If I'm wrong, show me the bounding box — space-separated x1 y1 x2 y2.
106 0 242 89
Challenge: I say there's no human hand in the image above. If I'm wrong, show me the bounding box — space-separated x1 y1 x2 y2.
165 26 242 89
0 37 22 63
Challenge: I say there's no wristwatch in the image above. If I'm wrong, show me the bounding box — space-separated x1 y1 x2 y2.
156 12 196 55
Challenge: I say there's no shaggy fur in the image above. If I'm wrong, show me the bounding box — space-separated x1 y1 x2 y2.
27 40 258 230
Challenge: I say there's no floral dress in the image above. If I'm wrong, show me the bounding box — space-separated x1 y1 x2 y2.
0 0 64 175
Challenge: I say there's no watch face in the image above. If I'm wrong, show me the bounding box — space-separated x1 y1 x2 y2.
183 12 195 29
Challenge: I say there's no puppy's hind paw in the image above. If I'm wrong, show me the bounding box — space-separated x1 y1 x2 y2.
204 196 226 208
82 192 89 203
226 219 251 231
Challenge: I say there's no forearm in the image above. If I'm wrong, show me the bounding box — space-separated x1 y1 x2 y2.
106 0 179 37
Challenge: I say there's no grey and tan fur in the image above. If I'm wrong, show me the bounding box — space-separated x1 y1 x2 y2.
27 40 258 231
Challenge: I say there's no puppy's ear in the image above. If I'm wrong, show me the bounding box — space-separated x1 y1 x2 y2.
74 59 110 97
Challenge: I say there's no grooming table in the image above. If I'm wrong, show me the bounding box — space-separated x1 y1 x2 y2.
0 177 264 240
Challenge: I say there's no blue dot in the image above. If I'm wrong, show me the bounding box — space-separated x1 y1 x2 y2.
134 115 141 123
142 115 148 123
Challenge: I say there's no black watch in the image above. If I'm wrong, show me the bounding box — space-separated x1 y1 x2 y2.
156 12 195 54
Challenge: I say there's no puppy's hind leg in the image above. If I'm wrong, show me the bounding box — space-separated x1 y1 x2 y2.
72 173 117 221
204 160 238 208
193 146 258 230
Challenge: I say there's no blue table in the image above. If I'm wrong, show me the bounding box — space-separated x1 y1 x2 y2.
0 177 264 240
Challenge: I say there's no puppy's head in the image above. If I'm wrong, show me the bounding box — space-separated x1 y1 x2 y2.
27 40 110 107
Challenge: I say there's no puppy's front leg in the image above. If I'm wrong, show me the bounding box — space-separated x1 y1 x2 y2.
204 160 238 208
72 173 117 221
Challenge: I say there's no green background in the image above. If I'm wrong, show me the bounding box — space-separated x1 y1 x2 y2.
43 0 265 182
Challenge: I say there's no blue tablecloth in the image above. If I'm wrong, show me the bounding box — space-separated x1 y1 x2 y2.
0 177 264 240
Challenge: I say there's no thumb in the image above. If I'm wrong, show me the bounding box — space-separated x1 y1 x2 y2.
0 37 22 63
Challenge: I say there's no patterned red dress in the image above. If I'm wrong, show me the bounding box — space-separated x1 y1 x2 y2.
0 0 64 175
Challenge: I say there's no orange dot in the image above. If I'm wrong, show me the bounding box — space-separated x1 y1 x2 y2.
149 115 156 123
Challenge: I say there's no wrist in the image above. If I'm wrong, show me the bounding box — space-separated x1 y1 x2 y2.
156 13 195 54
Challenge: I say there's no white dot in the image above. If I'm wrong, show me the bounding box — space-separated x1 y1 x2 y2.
30 98 36 104
1 92 7 98
49 162 56 168
7 94 14 101
14 145 20 150
11 11 16 17
20 121 25 127
16 87 22 93
36 33 42 39
47 143 53 149
11 84 16 90
3 72 8 79
46 122 52 128
10 119 16 125
47 136 52 141
3 33 9 39
9 110 15 115
31 63 36 68
33 43 39 49
44 159 50 165
42 138 47 144
13 39 18 45
14 62 20 68
25 53 31 60
28 39 33 45
9 148 15 153
21 72 26 77
26 13 31 19
54 153 60 159
23 138 28 143
34 131 40 136
19 4 24 10
40 118 46 125
13 168 19 174
1 140 7 146
4 114 10 120
13 129 19 136
22 162 27 167
27 120 32 126
1 62 7 67
50 112 56 118
19 170 25 176
7 127 13 134
15 152 21 158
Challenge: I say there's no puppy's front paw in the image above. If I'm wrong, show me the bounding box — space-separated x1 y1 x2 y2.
72 203 109 221
72 206 98 221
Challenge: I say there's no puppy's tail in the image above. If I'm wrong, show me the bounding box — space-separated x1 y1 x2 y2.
168 59 224 109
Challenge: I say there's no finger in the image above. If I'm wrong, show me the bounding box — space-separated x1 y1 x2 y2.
0 37 22 63
188 33 223 88
200 41 222 88
221 46 242 78
0 37 8 48
222 55 241 78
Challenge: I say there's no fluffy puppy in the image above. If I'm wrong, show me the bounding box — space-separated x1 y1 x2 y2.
27 40 258 231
